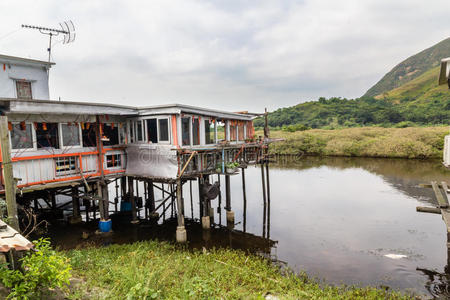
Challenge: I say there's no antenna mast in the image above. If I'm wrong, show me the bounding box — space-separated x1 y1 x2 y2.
21 21 76 72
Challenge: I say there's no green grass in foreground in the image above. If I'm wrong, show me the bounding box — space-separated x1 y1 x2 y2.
267 127 449 159
64 240 411 299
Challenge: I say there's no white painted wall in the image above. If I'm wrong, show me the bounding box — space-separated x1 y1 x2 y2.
0 60 50 100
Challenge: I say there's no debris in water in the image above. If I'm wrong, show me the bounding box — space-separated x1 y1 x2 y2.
384 254 407 259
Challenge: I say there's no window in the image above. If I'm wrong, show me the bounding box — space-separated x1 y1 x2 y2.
106 153 122 168
181 117 191 146
147 119 157 143
136 121 143 141
217 121 226 142
193 118 200 145
61 123 81 147
102 123 119 146
10 123 33 149
204 120 215 144
158 119 169 142
55 156 77 176
82 123 96 147
16 81 32 99
119 123 126 144
36 123 59 149
129 121 135 143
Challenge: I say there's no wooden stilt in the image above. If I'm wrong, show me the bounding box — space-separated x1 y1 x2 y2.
198 177 204 218
0 116 19 230
144 181 148 219
261 163 267 238
189 180 194 219
148 180 156 219
225 174 234 228
70 186 81 224
241 168 247 232
218 174 222 225
128 177 138 223
114 178 119 213
162 183 166 222
265 163 271 239
97 182 105 220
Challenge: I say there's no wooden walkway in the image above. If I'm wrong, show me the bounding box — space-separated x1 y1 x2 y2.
417 181 450 251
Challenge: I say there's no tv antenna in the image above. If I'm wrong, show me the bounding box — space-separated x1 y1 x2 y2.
21 21 76 66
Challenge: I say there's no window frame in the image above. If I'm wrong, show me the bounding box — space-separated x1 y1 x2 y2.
59 123 83 148
102 122 120 146
15 80 33 100
9 122 37 151
203 118 216 145
157 117 171 144
181 115 192 147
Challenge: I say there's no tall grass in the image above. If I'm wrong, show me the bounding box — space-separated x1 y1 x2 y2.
268 127 449 159
65 240 411 299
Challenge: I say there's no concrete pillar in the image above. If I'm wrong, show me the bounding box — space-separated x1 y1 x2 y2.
225 174 234 228
175 179 187 243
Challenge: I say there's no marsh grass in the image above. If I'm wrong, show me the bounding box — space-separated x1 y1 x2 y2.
65 240 411 299
267 127 448 159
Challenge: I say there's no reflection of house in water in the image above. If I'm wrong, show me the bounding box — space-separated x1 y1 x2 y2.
0 54 274 244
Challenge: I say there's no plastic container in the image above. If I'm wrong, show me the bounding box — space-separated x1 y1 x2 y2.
99 219 112 233
120 201 132 212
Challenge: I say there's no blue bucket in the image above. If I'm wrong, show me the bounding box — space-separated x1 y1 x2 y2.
120 201 132 212
99 219 112 233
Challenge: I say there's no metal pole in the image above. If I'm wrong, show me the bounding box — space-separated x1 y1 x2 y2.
265 163 271 239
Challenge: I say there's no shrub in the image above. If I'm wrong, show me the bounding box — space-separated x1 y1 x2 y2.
0 238 72 299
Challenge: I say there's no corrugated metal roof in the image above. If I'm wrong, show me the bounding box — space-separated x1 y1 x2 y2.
0 220 33 252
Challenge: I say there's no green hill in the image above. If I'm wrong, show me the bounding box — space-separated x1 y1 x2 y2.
363 37 450 98
254 38 450 130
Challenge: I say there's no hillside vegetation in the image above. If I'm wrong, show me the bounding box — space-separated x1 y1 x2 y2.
364 37 450 97
254 38 450 130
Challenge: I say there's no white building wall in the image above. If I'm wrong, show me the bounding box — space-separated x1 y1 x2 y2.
0 61 50 100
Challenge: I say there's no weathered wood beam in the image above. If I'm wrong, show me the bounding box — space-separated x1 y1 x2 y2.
0 116 19 230
416 206 441 214
431 181 448 208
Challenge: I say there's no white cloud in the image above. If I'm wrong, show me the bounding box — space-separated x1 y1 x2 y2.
0 0 449 111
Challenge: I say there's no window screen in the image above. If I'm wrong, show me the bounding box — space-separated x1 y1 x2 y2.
158 119 169 142
182 117 191 146
11 123 33 149
36 123 59 149
106 154 122 168
147 119 157 143
16 81 32 99
61 124 81 146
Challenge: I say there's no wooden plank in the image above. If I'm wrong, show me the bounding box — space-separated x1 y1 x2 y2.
416 206 441 214
431 181 448 208
442 210 450 231
0 116 19 230
442 182 450 204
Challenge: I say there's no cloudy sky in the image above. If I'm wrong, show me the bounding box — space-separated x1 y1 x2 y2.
0 0 449 112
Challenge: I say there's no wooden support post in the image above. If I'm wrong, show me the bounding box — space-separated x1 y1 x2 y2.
128 177 138 223
69 186 81 224
135 179 140 218
162 183 166 222
148 180 156 219
241 168 247 232
261 163 267 238
50 191 57 210
0 116 19 230
97 182 105 220
114 178 119 213
144 181 148 219
189 180 194 219
175 178 187 243
217 174 222 225
170 183 174 219
198 177 204 218
432 181 448 208
265 163 271 239
120 176 127 202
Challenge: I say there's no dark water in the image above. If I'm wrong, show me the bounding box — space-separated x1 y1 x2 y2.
48 157 450 298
